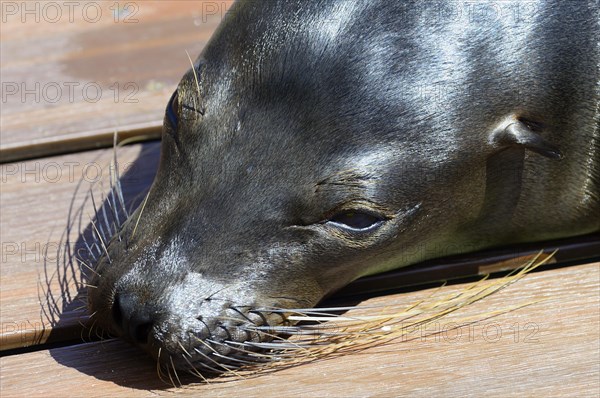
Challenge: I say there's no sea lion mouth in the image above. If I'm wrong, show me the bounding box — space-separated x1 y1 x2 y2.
145 306 291 374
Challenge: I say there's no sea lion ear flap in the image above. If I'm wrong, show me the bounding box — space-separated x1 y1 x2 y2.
490 119 564 160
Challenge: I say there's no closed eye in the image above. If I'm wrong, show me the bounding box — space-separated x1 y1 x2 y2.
327 211 385 232
166 90 179 130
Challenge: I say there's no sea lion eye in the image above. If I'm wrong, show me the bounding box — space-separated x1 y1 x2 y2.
166 90 179 130
327 211 384 231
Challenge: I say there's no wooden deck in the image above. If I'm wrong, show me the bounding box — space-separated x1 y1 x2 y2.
1 1 598 397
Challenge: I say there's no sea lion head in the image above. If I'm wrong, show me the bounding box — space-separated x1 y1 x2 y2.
87 0 567 373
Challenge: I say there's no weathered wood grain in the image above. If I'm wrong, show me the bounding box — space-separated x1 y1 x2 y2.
0 1 233 161
1 262 598 397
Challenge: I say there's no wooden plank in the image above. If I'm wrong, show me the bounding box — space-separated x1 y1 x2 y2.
0 121 162 164
0 142 159 349
1 140 598 350
0 0 233 161
1 262 598 397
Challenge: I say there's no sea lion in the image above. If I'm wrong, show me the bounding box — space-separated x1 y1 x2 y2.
87 0 599 373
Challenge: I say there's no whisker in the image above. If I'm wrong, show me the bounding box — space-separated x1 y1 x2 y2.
205 340 258 360
81 283 97 289
76 256 98 276
181 354 210 383
112 131 129 216
90 220 111 263
130 191 150 240
156 348 169 385
206 339 281 360
169 356 182 387
211 351 255 366
95 189 113 242
243 325 326 336
195 340 244 378
177 342 193 358
91 210 109 246
185 49 203 114
104 194 121 242
240 341 313 350
80 235 99 262
192 348 229 374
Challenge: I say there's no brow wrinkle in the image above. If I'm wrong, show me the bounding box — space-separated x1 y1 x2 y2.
315 169 377 191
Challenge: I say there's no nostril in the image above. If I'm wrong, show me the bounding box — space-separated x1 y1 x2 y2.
111 292 156 344
128 311 155 345
112 293 123 326
133 321 154 344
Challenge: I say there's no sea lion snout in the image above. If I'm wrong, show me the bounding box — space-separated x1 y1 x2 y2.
93 253 297 370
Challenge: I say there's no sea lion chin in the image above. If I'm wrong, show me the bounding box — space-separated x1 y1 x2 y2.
87 0 599 374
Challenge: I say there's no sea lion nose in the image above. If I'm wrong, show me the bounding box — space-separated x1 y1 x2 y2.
112 292 155 345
